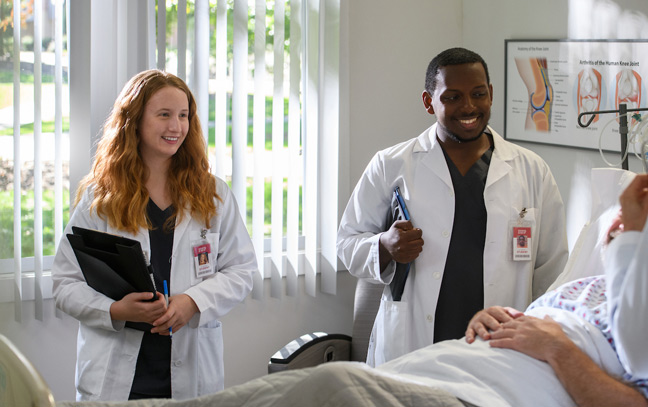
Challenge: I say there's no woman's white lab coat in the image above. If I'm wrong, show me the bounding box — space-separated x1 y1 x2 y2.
337 124 568 365
52 177 257 401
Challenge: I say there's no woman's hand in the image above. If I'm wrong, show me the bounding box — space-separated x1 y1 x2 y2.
109 291 167 324
151 294 199 336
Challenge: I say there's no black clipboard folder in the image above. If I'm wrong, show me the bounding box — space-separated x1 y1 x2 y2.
66 226 157 301
389 186 411 302
66 227 158 331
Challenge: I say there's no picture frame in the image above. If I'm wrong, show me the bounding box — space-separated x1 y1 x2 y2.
504 39 648 152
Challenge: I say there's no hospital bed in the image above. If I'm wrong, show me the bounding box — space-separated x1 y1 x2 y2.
268 167 637 373
2 168 635 407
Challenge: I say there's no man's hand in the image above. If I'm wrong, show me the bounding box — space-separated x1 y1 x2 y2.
109 291 167 324
487 315 575 363
378 220 424 270
605 210 624 244
619 174 648 232
465 306 524 343
151 294 199 335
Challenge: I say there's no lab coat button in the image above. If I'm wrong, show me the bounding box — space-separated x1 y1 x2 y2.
174 360 182 367
442 230 449 238
432 272 441 279
426 314 433 322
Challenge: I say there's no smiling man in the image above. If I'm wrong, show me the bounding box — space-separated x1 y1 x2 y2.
337 47 569 366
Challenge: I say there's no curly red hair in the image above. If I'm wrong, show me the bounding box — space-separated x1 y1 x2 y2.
76 69 220 233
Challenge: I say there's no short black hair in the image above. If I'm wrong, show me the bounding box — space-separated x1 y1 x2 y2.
424 47 490 94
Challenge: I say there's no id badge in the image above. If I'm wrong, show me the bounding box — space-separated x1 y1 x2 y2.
511 208 532 262
192 228 216 278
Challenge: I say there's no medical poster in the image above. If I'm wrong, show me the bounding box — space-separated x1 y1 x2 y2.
504 39 648 152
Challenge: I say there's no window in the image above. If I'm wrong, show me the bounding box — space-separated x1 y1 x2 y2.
151 0 340 298
0 0 69 319
3 0 339 317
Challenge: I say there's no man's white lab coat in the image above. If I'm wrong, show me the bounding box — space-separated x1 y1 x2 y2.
337 124 568 365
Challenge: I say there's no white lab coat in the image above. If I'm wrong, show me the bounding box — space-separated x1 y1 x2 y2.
337 124 568 365
52 177 257 401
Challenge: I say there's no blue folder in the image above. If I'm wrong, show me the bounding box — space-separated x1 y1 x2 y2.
389 186 411 302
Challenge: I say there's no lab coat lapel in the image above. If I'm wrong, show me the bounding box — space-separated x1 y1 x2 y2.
172 208 192 256
416 124 453 190
485 127 515 188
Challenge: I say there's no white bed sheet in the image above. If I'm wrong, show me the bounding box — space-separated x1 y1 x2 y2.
377 307 624 407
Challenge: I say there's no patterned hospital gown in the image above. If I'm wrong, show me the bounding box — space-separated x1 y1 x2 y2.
527 276 648 397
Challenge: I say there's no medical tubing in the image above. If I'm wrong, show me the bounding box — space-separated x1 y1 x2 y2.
629 114 648 161
598 112 633 168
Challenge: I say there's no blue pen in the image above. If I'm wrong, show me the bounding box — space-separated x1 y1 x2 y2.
163 280 173 338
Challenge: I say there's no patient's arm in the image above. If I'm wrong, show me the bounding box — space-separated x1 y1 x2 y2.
606 174 648 376
489 315 648 407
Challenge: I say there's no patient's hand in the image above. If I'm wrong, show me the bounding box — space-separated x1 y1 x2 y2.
605 211 623 244
151 294 199 336
465 306 524 343
487 315 575 363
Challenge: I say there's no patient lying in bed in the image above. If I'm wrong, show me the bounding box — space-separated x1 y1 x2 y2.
382 175 648 407
57 175 648 407
376 175 647 407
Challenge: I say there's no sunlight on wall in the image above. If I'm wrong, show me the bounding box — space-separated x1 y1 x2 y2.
568 0 648 39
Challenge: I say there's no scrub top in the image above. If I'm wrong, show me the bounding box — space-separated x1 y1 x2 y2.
129 200 174 400
433 144 493 343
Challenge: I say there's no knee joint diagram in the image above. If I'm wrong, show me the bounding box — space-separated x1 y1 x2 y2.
515 57 553 132
578 68 602 124
616 69 642 125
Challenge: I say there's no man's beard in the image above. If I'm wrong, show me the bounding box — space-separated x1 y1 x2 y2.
441 123 489 143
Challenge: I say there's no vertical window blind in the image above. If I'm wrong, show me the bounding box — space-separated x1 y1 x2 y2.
0 0 69 321
152 0 341 300
4 0 339 321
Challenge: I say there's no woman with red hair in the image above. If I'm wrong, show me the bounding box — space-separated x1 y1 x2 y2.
52 70 257 401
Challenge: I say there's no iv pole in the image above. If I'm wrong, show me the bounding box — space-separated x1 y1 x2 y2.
577 103 648 170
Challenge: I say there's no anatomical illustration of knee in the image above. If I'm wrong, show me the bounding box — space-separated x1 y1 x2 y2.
615 69 642 125
515 57 553 132
578 67 602 124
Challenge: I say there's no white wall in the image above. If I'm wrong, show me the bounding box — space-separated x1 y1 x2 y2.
344 0 464 192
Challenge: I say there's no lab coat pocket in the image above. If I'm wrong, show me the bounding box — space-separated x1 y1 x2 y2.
197 319 224 394
369 298 410 367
